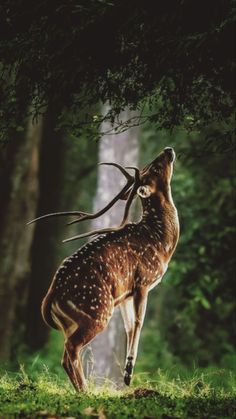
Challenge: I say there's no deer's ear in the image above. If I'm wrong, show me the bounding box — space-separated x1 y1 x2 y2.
137 185 152 198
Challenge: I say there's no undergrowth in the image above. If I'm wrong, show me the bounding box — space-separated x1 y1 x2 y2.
1 332 235 418
0 363 235 418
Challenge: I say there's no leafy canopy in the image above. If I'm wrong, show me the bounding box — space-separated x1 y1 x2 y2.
0 0 235 139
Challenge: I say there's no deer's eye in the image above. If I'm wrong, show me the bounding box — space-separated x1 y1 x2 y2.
151 165 162 175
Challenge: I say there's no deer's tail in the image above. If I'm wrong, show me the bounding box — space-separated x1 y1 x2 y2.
41 290 59 330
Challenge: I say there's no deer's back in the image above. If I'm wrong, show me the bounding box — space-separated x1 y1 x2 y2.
49 224 167 312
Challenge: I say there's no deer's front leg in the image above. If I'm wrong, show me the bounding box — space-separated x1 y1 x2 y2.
124 287 148 386
120 298 135 358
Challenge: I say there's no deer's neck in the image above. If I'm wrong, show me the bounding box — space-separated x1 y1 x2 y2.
140 191 179 251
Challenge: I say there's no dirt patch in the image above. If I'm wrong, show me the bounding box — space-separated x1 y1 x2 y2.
125 388 160 399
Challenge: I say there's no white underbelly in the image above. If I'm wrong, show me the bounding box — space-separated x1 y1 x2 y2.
148 276 162 291
148 263 168 291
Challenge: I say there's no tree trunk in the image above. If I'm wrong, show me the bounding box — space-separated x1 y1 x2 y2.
25 106 67 350
87 108 139 388
0 117 42 362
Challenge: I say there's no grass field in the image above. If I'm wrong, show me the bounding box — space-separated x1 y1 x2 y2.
0 364 235 419
0 332 235 418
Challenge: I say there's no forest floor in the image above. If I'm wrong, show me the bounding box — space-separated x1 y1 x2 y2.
0 366 235 419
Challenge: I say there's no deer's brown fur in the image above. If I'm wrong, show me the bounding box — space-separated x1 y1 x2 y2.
39 147 179 390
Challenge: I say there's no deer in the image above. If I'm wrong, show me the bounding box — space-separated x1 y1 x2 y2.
28 146 179 391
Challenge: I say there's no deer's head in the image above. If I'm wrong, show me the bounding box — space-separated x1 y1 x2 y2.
137 147 175 201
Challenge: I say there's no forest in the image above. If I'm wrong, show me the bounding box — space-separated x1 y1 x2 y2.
0 1 235 418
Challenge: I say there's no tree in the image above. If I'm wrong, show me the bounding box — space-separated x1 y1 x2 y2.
25 106 68 350
0 1 234 140
87 106 139 387
0 117 42 361
25 105 99 351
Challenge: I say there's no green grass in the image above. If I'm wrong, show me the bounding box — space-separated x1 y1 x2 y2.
0 365 235 418
1 331 235 418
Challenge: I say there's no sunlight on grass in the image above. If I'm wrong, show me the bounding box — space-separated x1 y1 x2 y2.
0 362 235 418
133 366 236 396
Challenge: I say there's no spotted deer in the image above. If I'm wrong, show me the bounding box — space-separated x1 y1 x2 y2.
28 147 179 391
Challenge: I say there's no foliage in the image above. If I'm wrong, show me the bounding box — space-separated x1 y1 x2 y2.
0 5 235 417
0 364 235 418
138 121 236 366
0 1 235 141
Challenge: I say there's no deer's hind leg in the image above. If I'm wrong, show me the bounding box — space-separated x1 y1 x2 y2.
53 298 113 391
64 315 111 391
52 302 90 391
64 335 87 391
62 346 79 391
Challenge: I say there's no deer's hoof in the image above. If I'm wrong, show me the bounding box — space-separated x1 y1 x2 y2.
125 359 133 375
124 371 131 386
124 358 133 385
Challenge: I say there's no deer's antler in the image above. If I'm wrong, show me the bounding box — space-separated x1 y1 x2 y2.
99 162 134 180
66 162 134 226
63 168 140 243
27 162 138 226
26 211 88 226
119 166 140 227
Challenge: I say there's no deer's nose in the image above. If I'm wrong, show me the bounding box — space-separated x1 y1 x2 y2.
164 147 175 162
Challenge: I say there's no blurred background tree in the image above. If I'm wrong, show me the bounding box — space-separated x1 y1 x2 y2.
88 106 139 386
0 0 235 384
